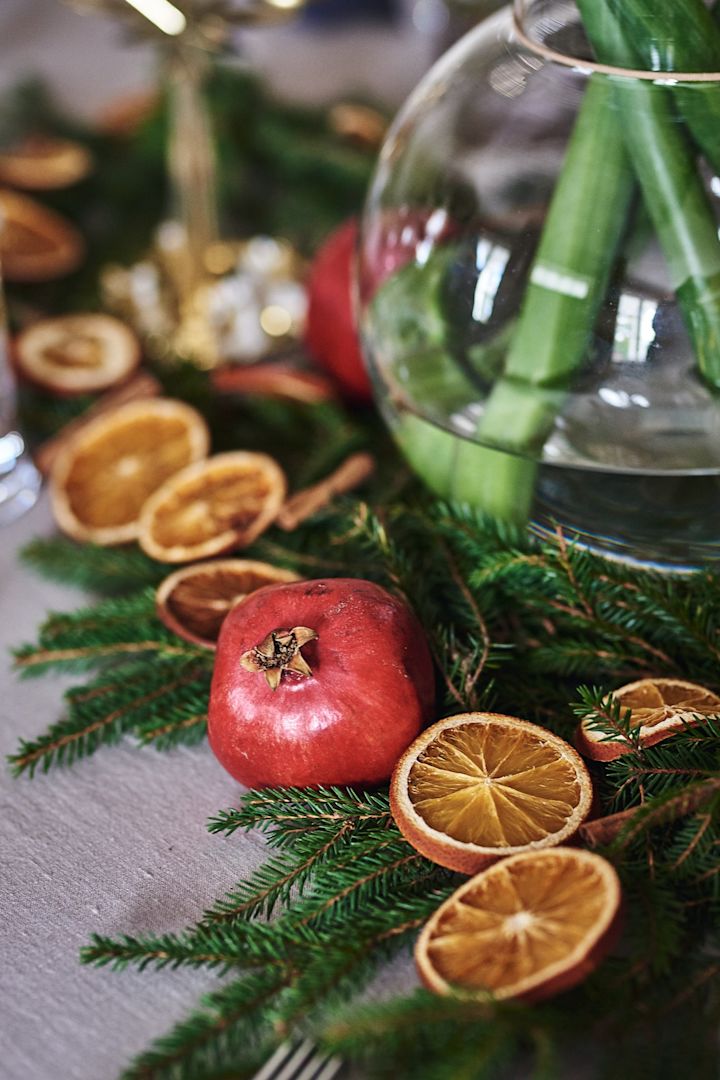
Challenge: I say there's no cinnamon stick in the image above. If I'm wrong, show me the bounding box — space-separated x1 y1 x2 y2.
276 452 375 531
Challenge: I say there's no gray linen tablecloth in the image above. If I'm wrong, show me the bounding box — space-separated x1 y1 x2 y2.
0 494 414 1079
0 6 443 1073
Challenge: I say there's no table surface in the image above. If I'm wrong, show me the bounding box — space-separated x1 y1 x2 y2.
0 7 444 1075
0 493 415 1079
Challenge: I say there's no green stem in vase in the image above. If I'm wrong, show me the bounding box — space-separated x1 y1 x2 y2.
604 0 720 174
577 0 720 388
468 77 634 522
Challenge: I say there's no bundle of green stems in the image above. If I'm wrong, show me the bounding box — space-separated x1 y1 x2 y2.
460 0 720 522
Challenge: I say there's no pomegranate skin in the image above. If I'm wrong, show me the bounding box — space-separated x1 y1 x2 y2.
304 219 372 402
208 577 435 789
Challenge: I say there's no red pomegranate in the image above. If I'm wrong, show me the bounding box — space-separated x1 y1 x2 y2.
304 219 372 401
304 212 456 402
208 577 435 789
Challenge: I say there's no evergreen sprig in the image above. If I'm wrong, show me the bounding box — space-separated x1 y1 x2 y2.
9 591 212 774
78 762 720 1080
207 785 393 840
13 495 720 1077
20 537 167 595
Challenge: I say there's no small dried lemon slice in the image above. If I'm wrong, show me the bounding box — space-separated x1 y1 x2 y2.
0 188 84 281
416 847 621 1002
14 314 140 396
576 677 720 762
50 398 209 545
138 452 286 564
155 558 300 648
390 713 592 874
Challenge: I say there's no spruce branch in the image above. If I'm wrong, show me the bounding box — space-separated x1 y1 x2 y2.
81 929 256 974
320 989 537 1080
20 537 167 595
202 820 356 924
573 685 640 753
9 659 211 775
606 719 720 808
13 590 207 677
120 971 288 1080
580 778 720 848
207 786 393 842
136 713 208 750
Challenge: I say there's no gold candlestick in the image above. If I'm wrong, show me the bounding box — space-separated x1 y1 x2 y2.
70 0 311 368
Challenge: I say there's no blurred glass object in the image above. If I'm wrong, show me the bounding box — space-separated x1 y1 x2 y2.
0 264 41 525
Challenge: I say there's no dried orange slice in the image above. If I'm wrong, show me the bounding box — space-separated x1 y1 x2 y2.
50 399 209 545
416 847 621 1002
576 677 720 762
390 713 592 874
0 188 84 281
156 559 300 648
138 452 286 563
0 136 93 190
14 314 140 397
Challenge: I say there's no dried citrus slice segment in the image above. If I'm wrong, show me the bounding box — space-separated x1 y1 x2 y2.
0 136 93 190
416 847 621 1002
50 398 209 545
390 713 592 873
576 677 720 762
0 189 84 281
138 452 286 563
156 558 300 648
14 314 140 396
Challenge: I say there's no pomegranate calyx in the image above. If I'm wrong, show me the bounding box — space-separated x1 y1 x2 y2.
240 625 318 691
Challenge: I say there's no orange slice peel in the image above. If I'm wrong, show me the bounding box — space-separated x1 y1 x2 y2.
0 136 93 190
416 847 622 1003
576 677 720 762
155 558 300 648
138 451 286 564
390 712 593 874
14 314 140 397
0 188 84 281
50 398 209 545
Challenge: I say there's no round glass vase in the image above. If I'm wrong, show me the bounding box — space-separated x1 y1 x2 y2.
358 0 720 571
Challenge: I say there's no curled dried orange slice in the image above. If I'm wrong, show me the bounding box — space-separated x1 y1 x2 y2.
576 677 720 762
138 452 286 564
416 848 621 1002
50 399 209 545
0 188 84 281
14 314 140 397
156 559 300 648
0 136 93 190
390 713 592 874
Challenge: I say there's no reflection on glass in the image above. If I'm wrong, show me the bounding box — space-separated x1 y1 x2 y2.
0 261 41 525
612 292 658 364
472 237 510 322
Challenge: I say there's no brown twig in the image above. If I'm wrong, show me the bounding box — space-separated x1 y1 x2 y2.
33 371 161 475
441 541 492 704
211 361 337 404
14 640 201 669
139 712 208 744
580 777 720 848
276 453 375 531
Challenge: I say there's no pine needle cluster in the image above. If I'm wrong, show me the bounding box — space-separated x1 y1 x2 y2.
9 356 720 1080
14 497 720 1077
79 751 720 1080
81 786 455 1080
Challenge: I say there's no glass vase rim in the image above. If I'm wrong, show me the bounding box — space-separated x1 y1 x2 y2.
513 0 720 83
